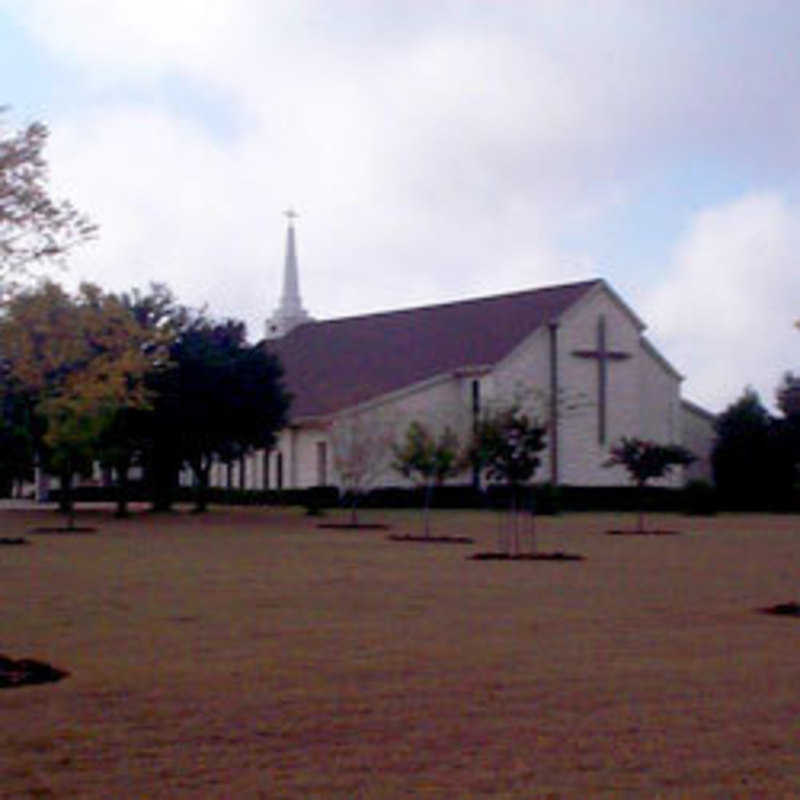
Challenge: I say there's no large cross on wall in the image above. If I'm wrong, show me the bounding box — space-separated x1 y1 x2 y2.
572 315 631 445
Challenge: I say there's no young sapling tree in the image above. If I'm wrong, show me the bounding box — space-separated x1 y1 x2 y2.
329 409 395 525
472 406 547 555
604 437 695 532
393 421 461 538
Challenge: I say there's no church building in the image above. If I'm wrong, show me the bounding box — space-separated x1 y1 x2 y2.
212 214 716 492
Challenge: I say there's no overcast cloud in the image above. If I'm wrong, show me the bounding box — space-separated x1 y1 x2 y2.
2 0 800 413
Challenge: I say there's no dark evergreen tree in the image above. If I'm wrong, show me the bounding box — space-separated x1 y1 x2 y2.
712 388 793 510
0 374 36 496
162 319 290 512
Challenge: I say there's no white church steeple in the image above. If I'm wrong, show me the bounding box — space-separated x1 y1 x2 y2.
265 208 313 340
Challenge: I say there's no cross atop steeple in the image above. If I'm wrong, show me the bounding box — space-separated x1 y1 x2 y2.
265 208 313 340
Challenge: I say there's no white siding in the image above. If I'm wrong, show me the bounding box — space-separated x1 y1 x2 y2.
681 401 716 482
271 284 693 490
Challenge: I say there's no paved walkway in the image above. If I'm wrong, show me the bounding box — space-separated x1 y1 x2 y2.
0 499 57 510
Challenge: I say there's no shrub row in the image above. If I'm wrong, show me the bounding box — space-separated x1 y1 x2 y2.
45 484 342 509
50 477 800 515
358 483 711 514
45 480 748 515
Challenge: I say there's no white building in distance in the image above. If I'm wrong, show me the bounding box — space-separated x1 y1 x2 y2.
212 215 716 492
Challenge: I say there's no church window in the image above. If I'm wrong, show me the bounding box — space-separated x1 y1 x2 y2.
471 379 481 489
316 441 328 486
263 449 270 490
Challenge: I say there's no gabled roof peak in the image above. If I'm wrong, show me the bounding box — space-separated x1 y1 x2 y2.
317 278 603 329
268 277 601 418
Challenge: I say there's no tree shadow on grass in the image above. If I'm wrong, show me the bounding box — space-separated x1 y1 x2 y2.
0 655 69 688
469 551 584 561
388 534 474 544
317 523 390 530
760 602 800 617
28 526 97 534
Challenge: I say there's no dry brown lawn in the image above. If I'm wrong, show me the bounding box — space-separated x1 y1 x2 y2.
2 505 800 798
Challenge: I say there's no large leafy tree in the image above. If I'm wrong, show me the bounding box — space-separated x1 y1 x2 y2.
393 421 461 537
0 281 166 525
159 319 290 512
776 373 800 495
713 387 796 510
97 284 184 516
0 373 36 495
605 437 695 531
1 112 95 291
471 406 547 555
777 372 800 418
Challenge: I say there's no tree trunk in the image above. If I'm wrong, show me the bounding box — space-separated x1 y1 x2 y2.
59 468 75 530
150 452 178 512
497 500 505 553
192 462 210 513
423 482 433 538
637 482 646 533
114 456 132 518
349 493 360 526
511 486 519 556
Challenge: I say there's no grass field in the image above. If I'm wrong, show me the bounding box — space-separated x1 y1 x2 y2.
2 505 800 798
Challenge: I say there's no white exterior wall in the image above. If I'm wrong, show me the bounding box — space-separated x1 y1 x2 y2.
556 289 642 485
269 427 320 488
330 376 471 489
488 326 554 481
490 327 551 411
639 349 680 445
635 348 684 487
489 285 684 487
681 402 716 483
267 374 479 489
266 284 692 490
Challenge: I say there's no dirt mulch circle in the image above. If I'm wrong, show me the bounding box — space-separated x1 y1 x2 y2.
469 552 584 561
0 654 69 689
28 527 98 534
0 537 30 545
606 529 681 536
388 534 474 544
761 602 800 617
317 523 390 530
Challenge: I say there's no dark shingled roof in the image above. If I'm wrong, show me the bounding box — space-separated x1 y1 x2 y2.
267 279 600 419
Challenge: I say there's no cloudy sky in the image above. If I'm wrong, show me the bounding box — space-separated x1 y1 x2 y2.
2 0 799 413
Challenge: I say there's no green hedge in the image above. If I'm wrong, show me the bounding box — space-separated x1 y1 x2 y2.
46 484 342 509
47 480 800 514
358 483 685 513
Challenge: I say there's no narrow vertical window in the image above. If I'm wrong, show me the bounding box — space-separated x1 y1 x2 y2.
317 441 328 486
276 452 284 490
471 379 481 489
